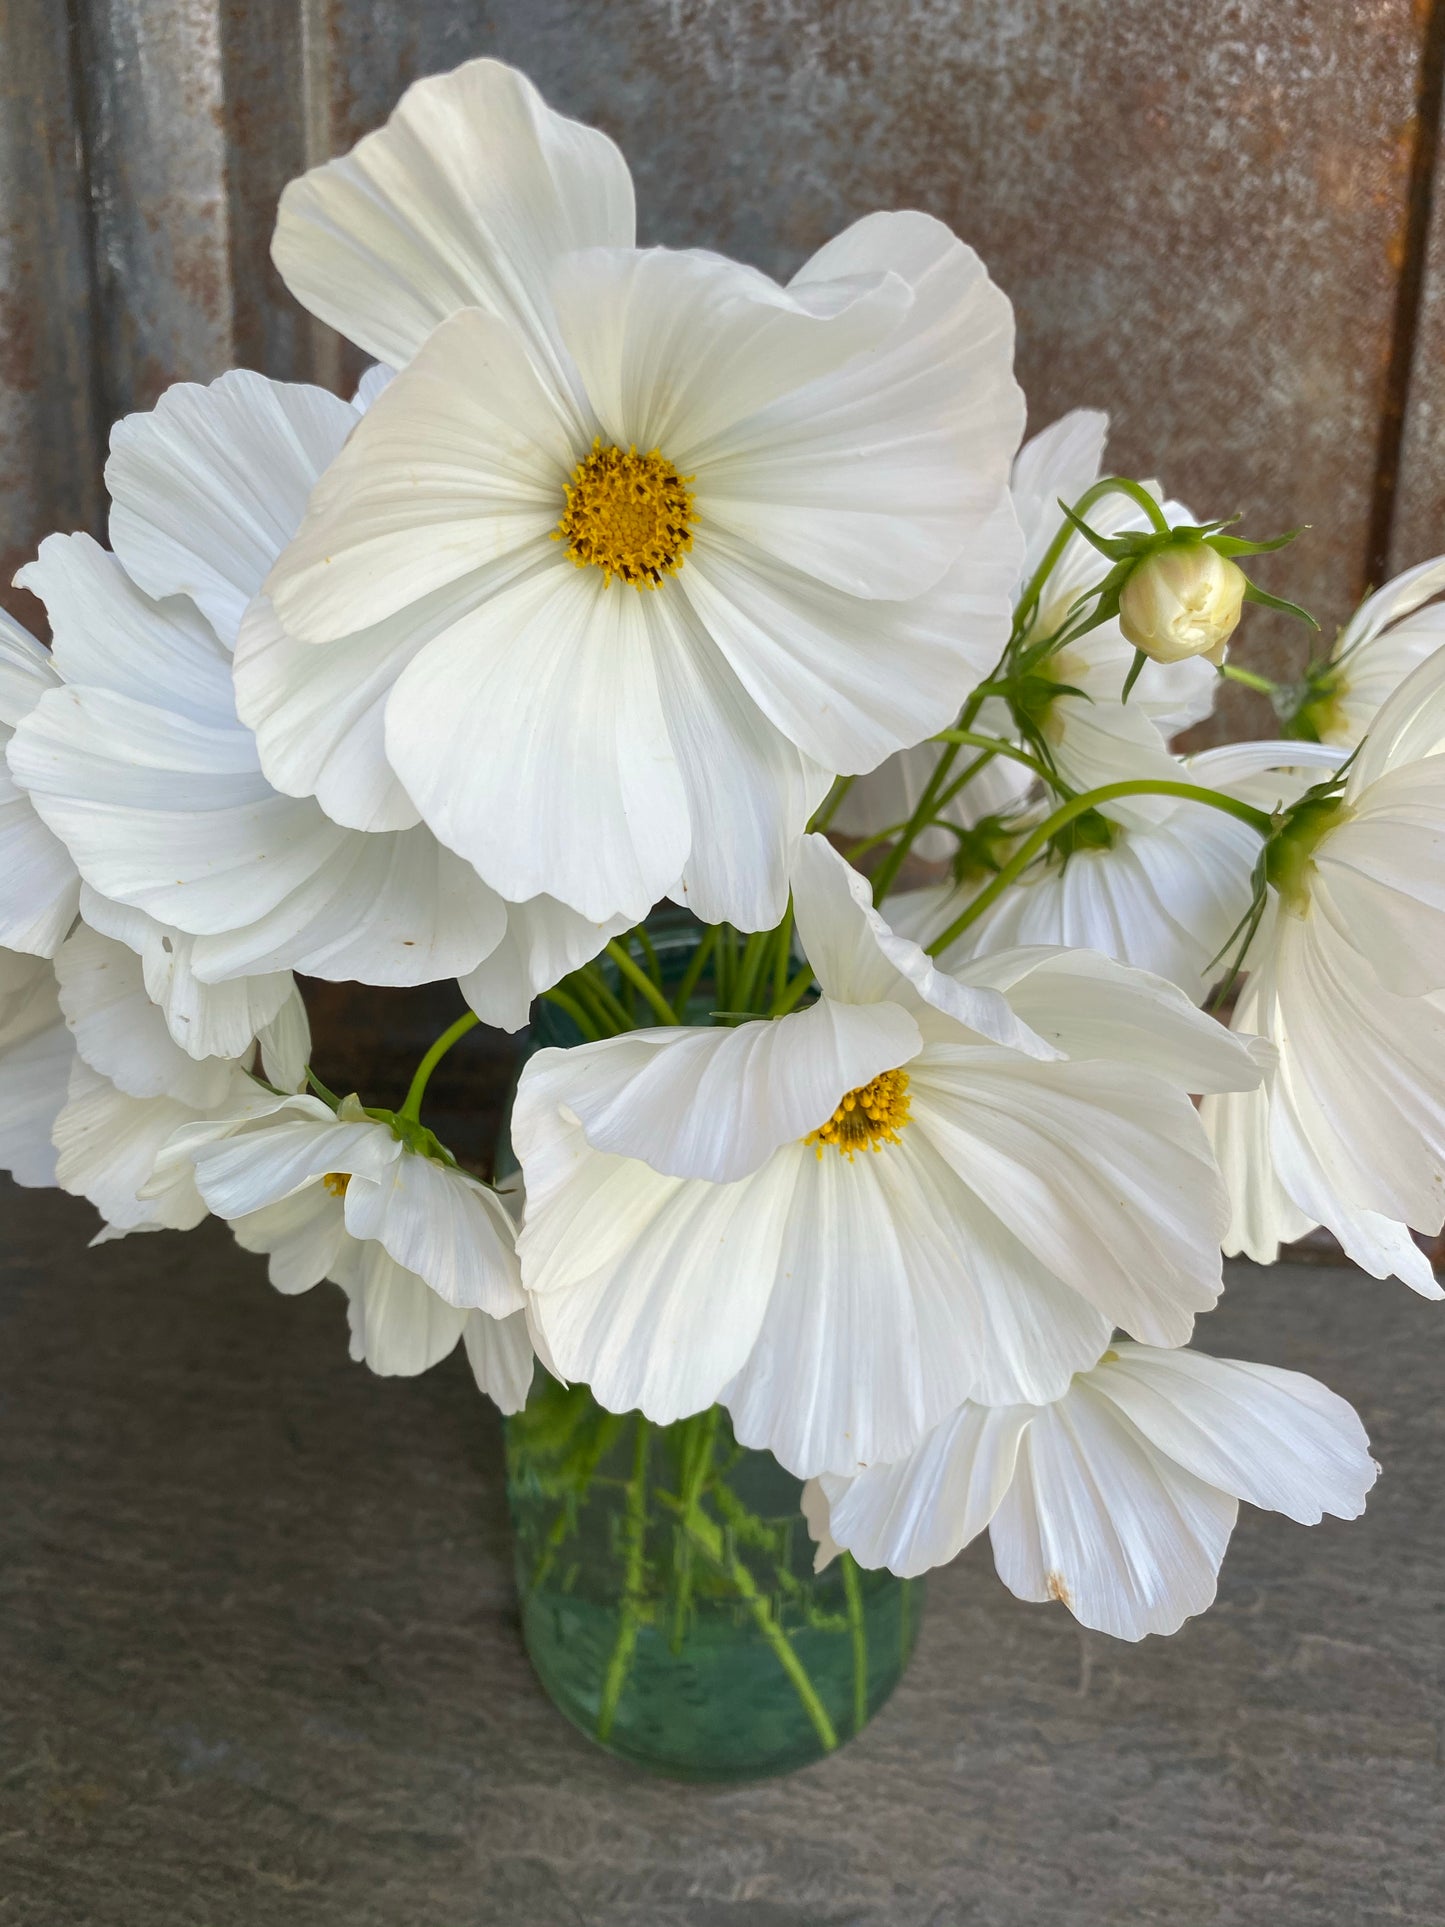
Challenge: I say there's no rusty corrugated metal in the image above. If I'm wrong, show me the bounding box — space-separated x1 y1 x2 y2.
1 0 1439 731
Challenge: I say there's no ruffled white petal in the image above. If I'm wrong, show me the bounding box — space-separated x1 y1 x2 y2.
1348 638 1445 790
1010 409 1108 573
0 958 74 1186
54 1056 246 1233
176 1101 400 1220
54 922 237 1107
271 56 635 377
0 612 78 957
700 211 1023 602
106 371 357 645
344 1242 470 1376
229 1183 349 1294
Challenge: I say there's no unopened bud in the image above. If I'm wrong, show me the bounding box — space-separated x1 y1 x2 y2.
1118 542 1247 665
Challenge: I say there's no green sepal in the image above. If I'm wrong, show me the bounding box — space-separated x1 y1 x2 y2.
1119 648 1148 705
1242 581 1320 629
1210 525 1307 558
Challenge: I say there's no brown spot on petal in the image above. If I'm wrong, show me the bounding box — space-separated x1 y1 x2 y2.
1047 1572 1073 1608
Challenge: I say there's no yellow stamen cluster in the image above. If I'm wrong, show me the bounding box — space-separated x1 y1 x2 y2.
554 439 697 588
322 1171 350 1198
805 1069 912 1160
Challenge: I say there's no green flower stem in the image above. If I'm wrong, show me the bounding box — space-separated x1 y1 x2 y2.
931 748 1000 817
1220 662 1283 696
671 924 717 1018
539 986 604 1042
732 928 773 1016
596 1416 652 1743
840 1553 869 1733
680 1496 839 1755
632 924 663 985
772 905 795 1006
899 1578 914 1666
528 1410 626 1596
868 739 963 903
398 1011 479 1122
605 940 679 1027
933 728 1059 785
668 1407 720 1653
1011 474 1161 637
575 962 636 1035
769 959 817 1018
926 778 1276 956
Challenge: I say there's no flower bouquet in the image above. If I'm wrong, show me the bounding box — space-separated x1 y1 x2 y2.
2 60 1440 1782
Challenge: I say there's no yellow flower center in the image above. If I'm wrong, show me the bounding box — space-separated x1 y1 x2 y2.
554 439 697 589
322 1171 350 1198
805 1069 912 1161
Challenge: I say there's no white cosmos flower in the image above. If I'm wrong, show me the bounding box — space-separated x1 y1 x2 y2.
1203 646 1445 1293
259 57 1026 929
802 1341 1376 1640
892 742 1344 1004
1296 552 1445 747
514 835 1259 1479
5 372 623 1032
155 1093 533 1409
831 410 1216 860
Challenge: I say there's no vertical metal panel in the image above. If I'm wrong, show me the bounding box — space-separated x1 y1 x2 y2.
0 2 102 631
1387 4 1445 584
323 0 1426 741
67 0 232 423
217 0 339 387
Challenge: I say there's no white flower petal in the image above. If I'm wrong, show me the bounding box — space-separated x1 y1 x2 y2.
0 612 78 958
385 559 689 923
54 1056 234 1232
346 1242 469 1376
649 586 831 929
462 1309 535 1413
180 1104 399 1220
230 1184 349 1294
790 835 1054 1056
723 1134 990 1477
0 973 74 1188
1311 760 1445 998
1091 1345 1377 1525
271 56 635 375
526 994 921 1184
15 534 234 725
681 513 1019 774
106 371 358 644
1010 409 1109 573
1348 638 1445 790
955 945 1262 1094
232 595 424 833
699 211 1023 602
817 1402 1034 1579
551 243 908 462
54 923 237 1107
265 306 575 646
256 988 311 1095
77 889 294 1065
516 1108 799 1426
457 894 625 1034
910 1047 1227 1349
342 1151 523 1316
988 1380 1238 1640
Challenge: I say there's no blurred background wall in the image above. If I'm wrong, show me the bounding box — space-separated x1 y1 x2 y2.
3 2 1444 738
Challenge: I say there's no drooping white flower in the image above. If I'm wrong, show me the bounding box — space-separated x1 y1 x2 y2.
831 410 1215 860
514 835 1259 1479
1203 646 1445 1293
802 1341 1376 1640
1292 553 1445 748
156 1094 533 1409
893 742 1343 1004
5 372 623 1033
258 58 1026 930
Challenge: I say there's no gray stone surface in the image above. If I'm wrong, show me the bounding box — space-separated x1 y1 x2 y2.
1 1178 1441 1926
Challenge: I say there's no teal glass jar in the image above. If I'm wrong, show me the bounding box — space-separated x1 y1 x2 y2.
500 911 924 1779
504 1377 923 1780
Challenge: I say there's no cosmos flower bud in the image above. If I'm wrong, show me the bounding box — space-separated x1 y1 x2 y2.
1118 541 1247 666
